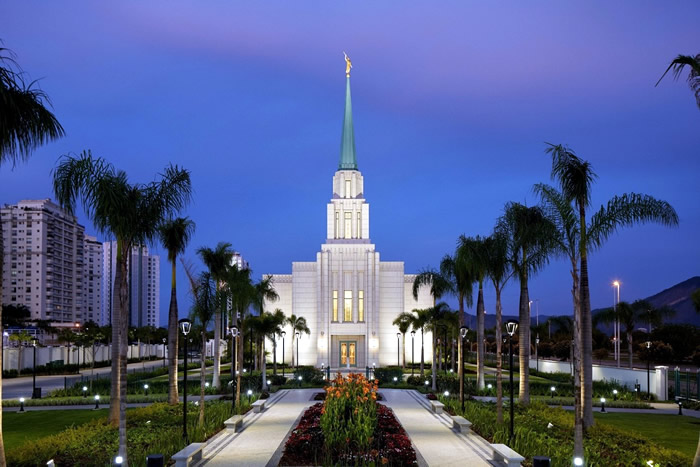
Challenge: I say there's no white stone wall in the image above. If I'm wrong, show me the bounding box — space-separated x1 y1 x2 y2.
292 262 317 366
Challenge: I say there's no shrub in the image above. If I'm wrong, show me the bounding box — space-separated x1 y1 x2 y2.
373 366 403 385
293 366 324 385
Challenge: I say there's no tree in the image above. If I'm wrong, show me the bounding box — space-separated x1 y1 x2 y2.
269 309 286 375
53 151 191 465
197 242 234 390
1 304 30 328
392 312 414 369
656 53 700 109
545 143 678 429
8 330 32 371
189 272 217 425
253 277 279 390
0 45 64 466
457 236 489 390
286 314 310 369
158 217 195 404
410 308 430 375
424 302 452 391
498 202 556 404
484 229 512 424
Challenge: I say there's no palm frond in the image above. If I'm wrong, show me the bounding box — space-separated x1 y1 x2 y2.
544 143 597 210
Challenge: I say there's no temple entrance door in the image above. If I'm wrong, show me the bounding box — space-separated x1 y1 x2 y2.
339 341 357 367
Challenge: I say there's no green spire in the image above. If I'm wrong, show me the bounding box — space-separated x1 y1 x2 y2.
338 76 357 170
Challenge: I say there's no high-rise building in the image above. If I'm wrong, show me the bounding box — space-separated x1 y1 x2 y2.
102 241 160 327
84 235 103 324
1 199 87 323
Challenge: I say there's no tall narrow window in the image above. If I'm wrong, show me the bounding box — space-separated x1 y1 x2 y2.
357 212 362 239
344 212 352 239
344 290 352 322
358 290 364 322
335 212 340 238
345 179 351 198
332 290 338 321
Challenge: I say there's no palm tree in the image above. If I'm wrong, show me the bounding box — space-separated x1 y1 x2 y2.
546 143 679 428
158 217 195 405
53 151 191 464
485 229 512 424
498 202 557 404
197 243 234 390
410 308 430 375
269 309 286 375
1 46 65 465
190 272 217 425
457 236 489 389
286 314 310 369
656 53 700 109
253 277 279 390
393 312 414 369
412 268 452 378
424 302 451 391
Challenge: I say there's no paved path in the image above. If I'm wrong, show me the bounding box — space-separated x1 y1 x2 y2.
381 389 494 466
198 389 318 467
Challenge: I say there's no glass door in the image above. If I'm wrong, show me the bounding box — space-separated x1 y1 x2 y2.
339 341 357 367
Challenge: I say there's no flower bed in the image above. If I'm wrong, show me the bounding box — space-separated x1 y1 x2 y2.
280 373 416 465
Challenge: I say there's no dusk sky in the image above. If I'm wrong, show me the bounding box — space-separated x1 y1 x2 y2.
2 2 699 327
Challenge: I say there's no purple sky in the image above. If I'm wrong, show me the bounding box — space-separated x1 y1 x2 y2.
2 2 699 327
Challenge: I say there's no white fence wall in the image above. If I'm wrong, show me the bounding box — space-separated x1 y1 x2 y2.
530 358 668 400
2 343 168 372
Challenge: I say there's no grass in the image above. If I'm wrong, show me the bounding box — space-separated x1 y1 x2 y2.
593 412 700 458
3 409 109 451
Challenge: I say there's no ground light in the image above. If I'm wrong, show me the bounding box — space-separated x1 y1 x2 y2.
114 455 123 465
443 391 449 397
678 401 683 415
600 397 606 413
573 456 584 466
551 386 556 398
19 397 25 413
82 386 88 398
94 395 100 410
143 384 149 395
424 380 429 387
613 389 618 400
267 380 271 386
487 383 492 391
393 376 398 383
247 389 253 404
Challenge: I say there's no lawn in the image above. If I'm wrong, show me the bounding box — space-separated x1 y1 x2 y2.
3 409 108 451
593 412 700 458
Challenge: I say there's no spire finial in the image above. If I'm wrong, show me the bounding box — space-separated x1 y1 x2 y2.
343 51 352 77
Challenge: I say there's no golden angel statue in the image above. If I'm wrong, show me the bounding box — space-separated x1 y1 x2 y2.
343 51 352 77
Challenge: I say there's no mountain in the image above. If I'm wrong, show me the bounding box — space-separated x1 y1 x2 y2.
464 276 700 331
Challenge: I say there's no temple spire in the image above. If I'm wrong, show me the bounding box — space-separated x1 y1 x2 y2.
339 55 357 170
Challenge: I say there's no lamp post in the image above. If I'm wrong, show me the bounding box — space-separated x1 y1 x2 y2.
396 332 401 367
600 397 606 413
82 386 88 398
178 318 192 443
410 330 416 376
613 280 621 368
162 338 166 368
31 338 38 399
535 335 540 373
460 325 468 413
505 320 518 441
229 325 238 413
94 394 100 410
281 331 286 377
646 340 651 399
19 397 25 413
295 331 300 372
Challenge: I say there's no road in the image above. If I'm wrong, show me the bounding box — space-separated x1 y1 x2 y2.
1 358 170 400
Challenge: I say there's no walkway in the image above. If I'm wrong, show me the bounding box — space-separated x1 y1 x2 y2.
381 389 494 466
198 389 318 467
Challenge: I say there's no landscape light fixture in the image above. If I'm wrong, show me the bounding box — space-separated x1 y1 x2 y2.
393 376 398 382
114 455 123 465
424 380 429 386
505 320 518 440
267 380 271 386
613 389 618 401
678 401 683 416
82 386 88 398
600 397 606 413
94 394 100 410
19 397 25 413
247 388 253 404
487 383 493 390
573 457 584 466
551 386 556 398
143 384 149 395
178 318 193 443
443 391 449 397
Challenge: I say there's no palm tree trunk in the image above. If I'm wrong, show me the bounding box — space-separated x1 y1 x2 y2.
212 309 221 389
451 336 455 372
291 335 295 369
273 338 277 375
261 338 268 391
518 263 530 404
235 326 243 410
199 331 206 426
431 332 437 391
458 294 465 409
628 331 633 368
496 286 503 424
571 261 583 459
109 245 125 425
117 248 129 464
168 260 179 405
476 280 485 390
420 328 425 375
402 333 406 369
580 246 594 428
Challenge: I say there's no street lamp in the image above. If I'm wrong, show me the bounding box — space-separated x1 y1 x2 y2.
505 319 518 441
162 337 166 368
410 330 416 376
178 318 192 443
646 340 651 399
281 331 286 377
31 338 38 399
535 335 540 373
229 325 238 414
295 331 300 372
396 332 401 367
612 281 621 368
459 325 468 413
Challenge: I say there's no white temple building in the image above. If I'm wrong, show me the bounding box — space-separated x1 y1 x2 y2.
264 66 433 369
